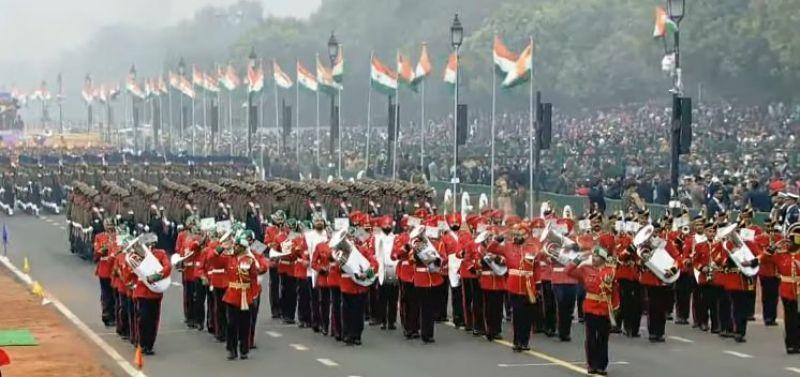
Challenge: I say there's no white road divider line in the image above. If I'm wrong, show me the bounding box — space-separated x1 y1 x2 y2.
316 358 339 367
723 350 753 359
668 336 694 343
265 331 282 338
289 344 308 351
498 361 630 367
0 256 146 377
786 367 800 374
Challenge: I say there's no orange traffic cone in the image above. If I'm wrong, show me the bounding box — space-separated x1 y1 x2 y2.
134 345 144 370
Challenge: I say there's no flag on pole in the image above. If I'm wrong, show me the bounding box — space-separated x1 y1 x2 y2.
370 55 397 96
108 84 121 101
144 79 154 98
81 76 95 104
273 61 293 89
412 43 432 86
125 75 145 99
443 52 457 87
247 63 265 93
397 52 416 89
501 40 534 88
493 35 519 75
316 55 342 95
219 64 240 91
296 61 318 92
204 72 220 93
332 45 344 83
157 75 168 95
653 6 678 38
192 66 204 88
96 85 107 103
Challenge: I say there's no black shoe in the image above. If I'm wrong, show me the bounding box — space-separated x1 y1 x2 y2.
464 326 473 332
369 320 381 326
388 324 396 330
559 335 571 342
344 338 355 346
734 335 746 343
380 324 387 330
765 321 778 327
312 326 321 333
473 330 485 337
521 345 531 351
610 327 622 334
216 337 225 343
283 319 295 325
335 336 343 342
675 319 689 325
250 343 258 349
788 348 799 354
143 348 155 355
747 316 756 321
271 314 281 319
196 324 204 331
240 353 248 360
544 330 556 338
596 371 608 376
699 324 709 332
422 337 435 344
720 331 734 338
321 329 329 336
298 322 308 328
710 328 720 334
227 351 238 360
354 338 362 346
512 345 522 352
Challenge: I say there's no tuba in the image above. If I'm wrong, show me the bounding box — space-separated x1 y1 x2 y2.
714 223 759 277
328 228 377 287
539 222 579 265
125 234 171 293
633 225 680 284
410 225 442 272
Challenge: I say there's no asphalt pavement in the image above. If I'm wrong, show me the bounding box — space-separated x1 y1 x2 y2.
3 213 800 377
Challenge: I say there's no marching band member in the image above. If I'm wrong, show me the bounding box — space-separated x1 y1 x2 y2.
757 220 782 326
478 226 507 341
336 230 378 345
392 217 420 339
711 220 735 338
566 246 619 376
94 218 119 327
175 217 199 328
441 213 470 328
411 224 447 343
133 234 172 355
722 229 761 343
264 210 289 319
205 233 232 342
250 231 270 348
374 215 400 330
311 236 339 337
462 214 485 335
637 215 677 342
298 213 329 331
692 220 719 332
505 223 541 351
775 222 800 353
550 217 579 342
223 234 259 360
112 234 131 339
279 219 301 324
531 217 556 337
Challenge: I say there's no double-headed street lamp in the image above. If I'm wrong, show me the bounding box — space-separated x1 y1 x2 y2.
327 31 340 177
450 13 463 214
666 0 688 198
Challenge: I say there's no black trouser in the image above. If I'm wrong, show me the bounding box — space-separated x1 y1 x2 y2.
717 288 733 334
511 294 536 347
280 275 297 322
206 286 215 332
250 296 260 346
585 313 611 373
483 289 505 337
342 292 366 341
400 282 420 335
782 299 800 351
418 285 438 340
136 298 162 351
451 286 464 325
760 276 779 323
539 281 557 334
675 273 695 321
212 288 227 341
127 294 137 345
378 284 399 327
99 278 116 325
462 278 480 331
367 283 379 321
576 287 586 320
696 284 719 330
226 304 252 356
116 292 129 337
691 281 702 326
553 284 577 338
310 279 320 329
618 279 642 335
330 287 342 338
646 285 671 338
297 277 312 325
317 287 331 333
730 290 753 337
436 283 449 321
182 278 194 324
192 282 207 329
269 267 281 318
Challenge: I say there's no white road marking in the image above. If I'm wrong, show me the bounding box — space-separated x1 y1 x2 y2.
786 367 800 374
265 331 282 338
171 282 182 287
723 350 753 359
316 358 339 367
668 336 694 343
498 361 630 367
0 256 146 377
289 343 308 351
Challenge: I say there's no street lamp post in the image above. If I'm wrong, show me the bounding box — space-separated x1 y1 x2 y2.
247 47 257 159
327 32 340 177
667 0 685 197
130 65 138 153
178 57 186 152
450 13 463 214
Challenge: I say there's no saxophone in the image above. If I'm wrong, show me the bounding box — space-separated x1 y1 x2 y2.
522 252 537 304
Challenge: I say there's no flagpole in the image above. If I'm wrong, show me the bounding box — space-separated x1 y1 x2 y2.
315 85 320 171
123 91 128 149
528 36 535 218
192 92 196 156
159 93 164 153
337 87 342 178
295 65 300 164
273 63 280 154
203 86 208 155
420 78 425 176
452 49 459 214
393 49 399 181
490 48 497 207
168 84 173 153
365 52 373 175
228 90 233 156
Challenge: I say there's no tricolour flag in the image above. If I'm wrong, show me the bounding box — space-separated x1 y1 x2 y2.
96 85 107 103
316 55 342 95
273 61 293 89
370 55 397 96
219 64 239 91
247 63 265 93
125 75 145 99
493 35 519 75
443 52 457 87
108 84 121 101
204 72 220 93
332 45 344 83
192 66 204 88
501 39 534 88
397 52 416 89
81 83 95 104
144 79 154 97
157 76 168 95
297 61 318 92
412 43 432 86
176 76 195 99
653 6 678 38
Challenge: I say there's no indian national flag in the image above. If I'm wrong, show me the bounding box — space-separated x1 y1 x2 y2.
126 75 145 99
332 45 344 83
370 54 397 96
316 55 343 95
81 83 95 104
219 64 240 91
157 75 168 95
96 85 107 103
144 79 154 97
493 35 518 75
168 72 179 90
653 6 678 38
443 52 457 86
192 66 204 88
273 61 293 89
297 61 318 92
247 63 265 93
204 72 220 93
412 43 432 85
397 52 416 88
177 76 195 99
108 84 121 101
501 39 534 88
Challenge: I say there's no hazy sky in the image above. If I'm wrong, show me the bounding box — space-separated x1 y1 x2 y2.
0 0 321 63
